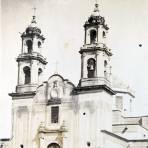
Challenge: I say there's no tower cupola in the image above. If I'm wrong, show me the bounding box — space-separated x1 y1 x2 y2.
24 16 42 38
21 15 45 54
84 3 109 46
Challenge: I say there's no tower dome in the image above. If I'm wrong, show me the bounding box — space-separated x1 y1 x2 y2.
26 16 41 34
22 15 44 40
84 3 109 30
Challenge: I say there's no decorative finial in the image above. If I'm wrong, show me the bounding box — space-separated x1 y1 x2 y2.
31 7 37 24
33 7 37 16
94 0 99 12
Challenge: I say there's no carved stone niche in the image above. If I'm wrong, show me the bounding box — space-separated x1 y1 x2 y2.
47 81 61 105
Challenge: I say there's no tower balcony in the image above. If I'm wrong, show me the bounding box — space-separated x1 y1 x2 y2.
80 43 112 56
79 77 111 87
16 83 38 93
75 77 115 95
16 52 47 65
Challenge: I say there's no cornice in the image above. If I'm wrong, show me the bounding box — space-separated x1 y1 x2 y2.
73 84 115 95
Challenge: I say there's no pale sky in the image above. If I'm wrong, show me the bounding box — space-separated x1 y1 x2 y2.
1 0 148 138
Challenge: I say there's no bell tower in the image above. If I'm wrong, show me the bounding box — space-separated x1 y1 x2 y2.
79 3 112 89
16 15 47 93
75 3 115 148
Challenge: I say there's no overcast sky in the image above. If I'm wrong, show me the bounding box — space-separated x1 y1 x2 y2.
1 0 148 138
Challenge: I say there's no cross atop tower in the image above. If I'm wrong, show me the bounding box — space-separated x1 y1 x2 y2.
95 0 99 5
31 7 37 24
94 0 99 12
33 7 37 17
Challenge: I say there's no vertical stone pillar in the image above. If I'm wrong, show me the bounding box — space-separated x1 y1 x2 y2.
33 37 38 53
83 54 87 78
17 62 21 85
81 53 84 78
31 60 38 84
18 63 24 85
96 51 104 78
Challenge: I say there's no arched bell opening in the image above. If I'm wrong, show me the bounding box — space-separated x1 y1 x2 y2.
23 66 31 84
90 29 97 44
87 58 96 78
38 41 42 48
26 40 33 53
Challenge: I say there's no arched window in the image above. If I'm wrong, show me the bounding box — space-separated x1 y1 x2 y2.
38 68 42 76
26 40 32 53
38 41 41 48
104 60 107 78
47 143 60 148
90 29 97 44
104 60 107 67
87 58 96 78
103 31 106 38
23 66 31 84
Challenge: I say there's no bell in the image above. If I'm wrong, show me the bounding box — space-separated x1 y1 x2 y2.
90 65 94 70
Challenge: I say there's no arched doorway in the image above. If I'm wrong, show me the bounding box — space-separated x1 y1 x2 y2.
47 143 60 148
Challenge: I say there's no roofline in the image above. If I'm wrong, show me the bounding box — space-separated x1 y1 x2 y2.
114 89 135 98
0 138 10 141
101 130 148 142
74 84 116 95
9 91 36 97
112 123 148 131
113 110 148 119
48 74 75 87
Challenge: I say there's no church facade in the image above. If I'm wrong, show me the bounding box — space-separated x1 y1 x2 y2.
1 3 148 148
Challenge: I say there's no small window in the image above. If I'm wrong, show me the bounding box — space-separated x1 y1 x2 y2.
104 60 107 67
38 68 42 76
23 66 31 84
104 70 107 78
38 41 41 48
90 30 97 44
26 40 32 53
104 60 108 78
51 106 59 123
103 31 106 38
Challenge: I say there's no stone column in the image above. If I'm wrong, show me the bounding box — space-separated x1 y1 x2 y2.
81 53 85 78
96 51 104 78
83 54 88 78
31 60 38 84
18 62 24 85
33 37 38 53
